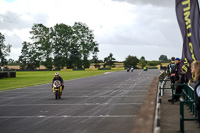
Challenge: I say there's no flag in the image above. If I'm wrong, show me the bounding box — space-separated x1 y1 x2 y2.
176 0 200 79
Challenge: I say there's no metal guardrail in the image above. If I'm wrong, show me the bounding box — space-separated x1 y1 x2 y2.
158 70 171 97
154 71 168 133
158 73 198 133
159 78 170 97
179 85 198 133
171 84 186 104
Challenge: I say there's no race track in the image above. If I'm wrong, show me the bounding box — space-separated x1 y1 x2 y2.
0 70 160 133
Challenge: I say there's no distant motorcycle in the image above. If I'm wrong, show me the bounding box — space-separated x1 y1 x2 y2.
131 67 134 72
127 68 130 72
52 80 62 100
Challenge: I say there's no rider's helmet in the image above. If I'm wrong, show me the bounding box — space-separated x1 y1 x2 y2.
55 72 59 78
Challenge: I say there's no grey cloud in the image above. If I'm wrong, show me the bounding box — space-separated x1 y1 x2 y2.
112 0 175 7
96 4 181 48
94 1 183 61
0 11 49 51
113 0 200 7
0 11 49 30
4 34 23 48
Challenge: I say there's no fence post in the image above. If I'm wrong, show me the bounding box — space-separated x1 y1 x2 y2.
180 99 184 133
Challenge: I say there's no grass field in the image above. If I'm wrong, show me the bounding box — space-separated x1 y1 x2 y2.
0 70 122 91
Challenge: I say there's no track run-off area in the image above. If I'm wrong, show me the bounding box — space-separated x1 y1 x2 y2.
0 70 160 133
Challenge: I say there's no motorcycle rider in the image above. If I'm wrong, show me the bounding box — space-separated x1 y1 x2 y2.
131 66 134 72
52 72 64 91
127 67 130 72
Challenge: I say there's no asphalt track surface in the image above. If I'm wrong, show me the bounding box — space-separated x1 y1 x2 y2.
0 70 160 133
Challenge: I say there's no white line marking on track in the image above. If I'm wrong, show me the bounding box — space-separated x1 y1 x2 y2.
104 72 112 74
0 72 108 92
0 90 147 94
0 103 143 106
0 95 146 99
0 115 137 119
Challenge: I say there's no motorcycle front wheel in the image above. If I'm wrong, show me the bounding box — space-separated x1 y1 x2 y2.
55 91 58 100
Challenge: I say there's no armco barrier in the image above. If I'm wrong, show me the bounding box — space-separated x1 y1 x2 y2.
147 67 158 69
10 69 50 71
158 71 169 97
154 71 167 133
85 68 98 71
73 68 85 71
111 68 124 70
60 67 125 71
61 69 73 71
98 68 111 70
159 78 170 97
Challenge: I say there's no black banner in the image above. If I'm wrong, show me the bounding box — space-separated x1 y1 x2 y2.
176 0 200 79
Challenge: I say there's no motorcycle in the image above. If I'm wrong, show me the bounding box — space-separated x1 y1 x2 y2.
52 80 62 100
127 68 130 72
131 67 134 72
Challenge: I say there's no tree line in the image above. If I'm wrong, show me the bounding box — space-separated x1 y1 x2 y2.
0 32 11 66
1 22 100 70
19 22 100 70
0 22 170 70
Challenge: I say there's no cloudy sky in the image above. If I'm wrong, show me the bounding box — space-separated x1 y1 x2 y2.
0 0 188 61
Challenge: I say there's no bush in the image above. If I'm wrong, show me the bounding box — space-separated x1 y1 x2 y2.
147 61 161 66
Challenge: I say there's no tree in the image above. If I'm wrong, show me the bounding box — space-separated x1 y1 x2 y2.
0 32 11 66
7 58 15 65
104 53 116 68
72 22 99 68
18 42 41 70
18 22 99 70
124 55 139 68
30 24 53 70
159 55 168 62
91 46 100 68
68 47 82 69
138 56 147 68
140 56 145 61
51 23 73 69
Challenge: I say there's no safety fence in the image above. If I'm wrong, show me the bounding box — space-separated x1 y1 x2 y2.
179 85 198 133
0 72 16 79
171 83 198 132
159 73 198 133
154 71 168 133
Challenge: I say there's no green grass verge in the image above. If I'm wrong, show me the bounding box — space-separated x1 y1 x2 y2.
0 70 122 91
